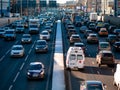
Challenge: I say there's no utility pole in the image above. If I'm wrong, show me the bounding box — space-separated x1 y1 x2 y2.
20 0 22 17
1 0 3 17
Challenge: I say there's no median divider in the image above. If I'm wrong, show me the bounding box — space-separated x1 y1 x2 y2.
52 20 65 90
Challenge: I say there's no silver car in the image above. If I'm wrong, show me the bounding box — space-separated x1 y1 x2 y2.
21 34 32 44
10 45 25 57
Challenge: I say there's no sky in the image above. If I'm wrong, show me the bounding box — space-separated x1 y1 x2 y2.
57 0 74 4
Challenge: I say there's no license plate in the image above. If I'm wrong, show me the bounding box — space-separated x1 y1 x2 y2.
33 74 38 77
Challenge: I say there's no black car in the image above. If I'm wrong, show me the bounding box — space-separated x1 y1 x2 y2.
108 25 116 33
27 62 45 80
80 80 106 90
106 34 118 44
35 40 48 53
113 42 120 51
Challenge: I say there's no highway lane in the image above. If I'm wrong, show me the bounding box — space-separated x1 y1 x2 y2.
62 23 120 90
0 22 57 90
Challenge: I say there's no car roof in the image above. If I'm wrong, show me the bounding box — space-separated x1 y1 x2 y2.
99 42 109 44
99 50 112 53
86 80 103 85
13 45 23 47
30 62 43 65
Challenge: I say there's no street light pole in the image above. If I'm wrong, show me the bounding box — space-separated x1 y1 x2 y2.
1 0 3 17
20 0 22 17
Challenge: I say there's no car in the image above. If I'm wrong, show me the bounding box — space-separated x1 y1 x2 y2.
66 47 85 70
69 34 81 44
88 23 96 30
113 64 120 90
79 26 88 33
98 42 111 51
80 80 106 90
21 34 32 44
106 34 118 44
10 45 25 57
35 40 48 53
84 30 93 38
4 29 16 41
27 62 45 80
96 50 115 67
67 29 76 38
108 25 117 33
16 24 25 33
39 30 50 41
74 42 86 53
44 25 52 33
0 28 5 38
87 33 99 44
113 41 120 51
98 28 108 36
45 21 53 27
113 29 120 35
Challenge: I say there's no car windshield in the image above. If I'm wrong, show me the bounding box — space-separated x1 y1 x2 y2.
12 47 23 50
72 36 79 38
23 35 30 38
30 25 37 28
70 54 76 60
5 31 14 34
77 55 83 60
103 53 113 57
87 84 103 90
42 32 48 35
29 64 42 70
37 41 46 45
100 43 109 48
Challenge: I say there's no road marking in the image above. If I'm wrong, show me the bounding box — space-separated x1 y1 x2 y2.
13 72 20 83
97 71 100 75
15 41 18 44
0 55 5 62
8 85 13 90
20 62 25 71
25 55 28 62
5 49 11 55
28 49 32 54
31 41 36 49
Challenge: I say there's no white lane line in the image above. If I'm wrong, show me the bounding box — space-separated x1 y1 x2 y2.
0 55 5 61
13 72 20 83
28 49 32 54
15 41 18 44
20 62 25 71
5 49 11 55
25 55 29 62
8 85 13 90
97 71 100 75
31 41 36 49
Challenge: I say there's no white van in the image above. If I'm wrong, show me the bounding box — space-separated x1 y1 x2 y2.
113 64 120 90
66 47 85 70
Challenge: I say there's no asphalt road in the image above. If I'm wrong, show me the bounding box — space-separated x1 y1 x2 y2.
0 22 57 90
62 23 120 90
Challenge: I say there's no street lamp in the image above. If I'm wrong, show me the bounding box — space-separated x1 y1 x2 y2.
20 0 22 17
1 0 3 17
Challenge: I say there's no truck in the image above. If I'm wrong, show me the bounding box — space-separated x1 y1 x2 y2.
89 12 98 22
28 19 40 34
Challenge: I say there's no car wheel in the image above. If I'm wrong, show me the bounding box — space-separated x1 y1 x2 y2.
113 80 116 86
98 64 101 67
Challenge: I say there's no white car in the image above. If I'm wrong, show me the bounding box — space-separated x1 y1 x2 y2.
40 30 50 41
16 24 24 33
10 45 25 57
66 47 85 70
113 64 120 90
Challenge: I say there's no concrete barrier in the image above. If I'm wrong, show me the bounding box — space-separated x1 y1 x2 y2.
0 17 21 27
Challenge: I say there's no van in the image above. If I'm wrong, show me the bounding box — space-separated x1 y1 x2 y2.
66 47 85 70
113 64 120 90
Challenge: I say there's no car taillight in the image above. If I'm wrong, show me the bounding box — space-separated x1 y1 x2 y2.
79 60 81 63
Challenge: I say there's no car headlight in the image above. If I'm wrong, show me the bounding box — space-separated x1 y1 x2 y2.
27 72 30 75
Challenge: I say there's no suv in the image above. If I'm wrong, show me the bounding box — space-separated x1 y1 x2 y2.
4 29 16 41
96 50 115 67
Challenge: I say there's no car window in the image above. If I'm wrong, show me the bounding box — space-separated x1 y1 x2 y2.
70 54 76 60
103 53 113 57
87 84 103 90
100 43 109 48
77 55 83 60
29 64 42 70
37 41 46 45
12 47 23 50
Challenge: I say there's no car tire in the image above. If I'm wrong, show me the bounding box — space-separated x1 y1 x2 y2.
113 80 116 86
98 64 101 67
